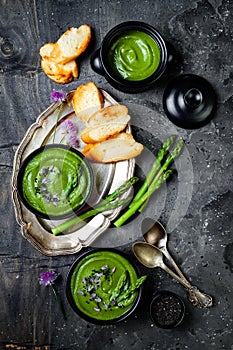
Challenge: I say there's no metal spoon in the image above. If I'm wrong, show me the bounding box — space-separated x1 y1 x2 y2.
132 241 213 308
142 219 188 279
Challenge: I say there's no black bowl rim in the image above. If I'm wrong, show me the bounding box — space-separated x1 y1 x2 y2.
150 290 185 329
66 247 143 325
16 144 94 220
100 21 168 87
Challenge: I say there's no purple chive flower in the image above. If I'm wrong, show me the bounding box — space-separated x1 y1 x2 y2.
39 270 66 320
39 270 58 286
96 272 103 277
93 307 101 312
112 297 117 305
103 303 109 309
61 120 78 135
42 178 51 184
82 278 87 284
78 290 84 295
68 134 79 148
101 265 108 271
87 285 94 292
90 293 96 299
51 90 67 104
95 297 102 303
112 266 116 273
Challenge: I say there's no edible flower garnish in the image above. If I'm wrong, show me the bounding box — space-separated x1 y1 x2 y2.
77 264 147 313
60 120 79 148
39 270 66 320
51 90 67 104
51 89 67 144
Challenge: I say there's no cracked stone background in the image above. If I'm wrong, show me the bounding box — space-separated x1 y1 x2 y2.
0 0 232 349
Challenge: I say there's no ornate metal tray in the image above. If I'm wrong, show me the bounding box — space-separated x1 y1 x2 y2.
11 89 135 256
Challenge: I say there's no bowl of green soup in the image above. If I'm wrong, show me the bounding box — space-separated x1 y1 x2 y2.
16 144 93 220
66 248 146 324
91 21 169 93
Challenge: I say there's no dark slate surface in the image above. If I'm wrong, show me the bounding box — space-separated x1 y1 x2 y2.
0 0 232 349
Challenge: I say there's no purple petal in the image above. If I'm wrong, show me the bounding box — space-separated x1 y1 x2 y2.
42 178 51 184
61 120 78 135
111 266 116 273
87 285 94 292
95 297 102 303
77 290 84 295
96 273 103 277
82 278 87 284
103 303 109 309
90 293 96 299
68 135 79 148
93 307 101 312
39 270 58 286
51 90 67 104
101 265 108 271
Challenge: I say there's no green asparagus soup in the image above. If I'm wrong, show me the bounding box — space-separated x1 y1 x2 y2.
108 30 161 81
21 146 92 217
69 250 145 321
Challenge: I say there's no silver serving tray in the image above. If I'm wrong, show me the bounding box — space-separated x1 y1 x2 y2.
11 89 135 256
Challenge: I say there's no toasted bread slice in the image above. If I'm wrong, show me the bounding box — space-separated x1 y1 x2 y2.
51 25 91 64
72 82 104 123
84 133 144 163
41 58 79 79
80 105 130 143
46 72 74 84
39 43 57 60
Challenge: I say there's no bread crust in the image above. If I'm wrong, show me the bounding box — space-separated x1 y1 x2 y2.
83 133 144 163
72 82 104 123
80 105 130 143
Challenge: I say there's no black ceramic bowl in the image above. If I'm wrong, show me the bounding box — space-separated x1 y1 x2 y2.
66 248 143 325
150 291 185 329
16 144 93 220
91 21 169 93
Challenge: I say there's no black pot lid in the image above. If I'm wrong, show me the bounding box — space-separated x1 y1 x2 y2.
163 74 217 129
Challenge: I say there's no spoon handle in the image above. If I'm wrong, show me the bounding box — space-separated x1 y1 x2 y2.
160 247 191 285
186 286 213 308
161 249 213 308
160 263 191 289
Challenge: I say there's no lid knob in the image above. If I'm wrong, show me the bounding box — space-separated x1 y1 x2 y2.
184 88 203 109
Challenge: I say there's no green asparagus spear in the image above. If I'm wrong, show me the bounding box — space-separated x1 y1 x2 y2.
117 293 136 307
130 135 176 207
95 176 138 207
114 170 174 227
52 197 132 235
109 270 129 302
117 275 147 302
51 176 138 235
138 139 184 212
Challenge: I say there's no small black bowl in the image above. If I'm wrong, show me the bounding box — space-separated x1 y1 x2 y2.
150 291 185 329
66 248 143 325
16 144 94 220
91 21 170 93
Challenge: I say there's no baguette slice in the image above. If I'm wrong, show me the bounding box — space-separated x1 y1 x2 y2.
73 82 104 123
80 105 130 143
51 25 91 64
41 58 79 79
84 133 144 163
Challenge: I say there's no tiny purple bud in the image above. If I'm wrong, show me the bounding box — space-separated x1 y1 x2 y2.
101 265 108 271
77 290 84 295
95 297 102 303
93 307 101 312
82 278 87 284
90 293 96 299
111 266 116 273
